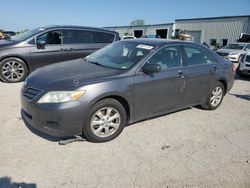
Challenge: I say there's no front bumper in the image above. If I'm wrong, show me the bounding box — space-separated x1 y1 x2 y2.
21 96 90 137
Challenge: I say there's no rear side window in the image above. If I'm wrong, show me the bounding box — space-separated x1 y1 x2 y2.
92 31 114 43
183 46 215 66
63 30 91 44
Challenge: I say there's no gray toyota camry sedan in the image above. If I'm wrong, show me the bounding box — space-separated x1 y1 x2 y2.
21 39 235 142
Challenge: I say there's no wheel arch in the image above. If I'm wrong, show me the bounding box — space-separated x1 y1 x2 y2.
95 95 131 122
218 79 227 95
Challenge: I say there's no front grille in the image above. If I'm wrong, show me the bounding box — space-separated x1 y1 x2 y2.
22 87 43 102
217 52 229 56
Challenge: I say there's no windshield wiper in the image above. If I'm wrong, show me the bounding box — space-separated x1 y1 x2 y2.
87 60 105 67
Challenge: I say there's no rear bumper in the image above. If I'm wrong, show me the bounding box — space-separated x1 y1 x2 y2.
21 97 89 137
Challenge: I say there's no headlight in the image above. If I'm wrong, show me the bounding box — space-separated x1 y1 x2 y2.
37 90 86 103
229 52 240 55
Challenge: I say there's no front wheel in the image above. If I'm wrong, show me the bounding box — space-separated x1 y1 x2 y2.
0 57 28 83
202 82 225 110
83 98 127 142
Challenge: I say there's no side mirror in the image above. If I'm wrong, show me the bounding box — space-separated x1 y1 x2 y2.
36 39 46 49
142 63 161 73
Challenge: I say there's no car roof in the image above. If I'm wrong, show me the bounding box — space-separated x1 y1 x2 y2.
121 38 205 48
37 25 118 34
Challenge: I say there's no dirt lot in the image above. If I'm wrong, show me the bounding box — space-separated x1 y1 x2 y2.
0 74 250 188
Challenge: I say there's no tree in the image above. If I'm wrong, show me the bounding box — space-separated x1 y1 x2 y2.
130 19 145 26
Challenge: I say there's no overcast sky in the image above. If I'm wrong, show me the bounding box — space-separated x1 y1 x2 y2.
1 0 250 31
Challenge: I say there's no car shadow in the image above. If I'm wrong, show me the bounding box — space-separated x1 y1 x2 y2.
0 176 36 188
228 93 250 101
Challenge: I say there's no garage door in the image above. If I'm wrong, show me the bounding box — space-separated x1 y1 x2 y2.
186 31 201 43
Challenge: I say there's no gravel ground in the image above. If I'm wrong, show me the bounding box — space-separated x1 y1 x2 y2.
0 74 249 188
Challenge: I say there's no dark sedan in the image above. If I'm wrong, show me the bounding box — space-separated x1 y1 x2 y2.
21 39 235 142
0 25 119 83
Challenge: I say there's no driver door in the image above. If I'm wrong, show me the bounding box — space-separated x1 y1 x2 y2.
134 45 186 119
30 30 66 70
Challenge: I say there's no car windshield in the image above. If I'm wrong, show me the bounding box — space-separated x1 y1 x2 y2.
86 41 154 70
12 28 45 41
224 44 245 50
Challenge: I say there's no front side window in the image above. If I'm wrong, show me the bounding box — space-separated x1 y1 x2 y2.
37 30 62 45
86 41 154 70
92 31 114 43
184 46 215 66
63 30 91 44
148 46 181 70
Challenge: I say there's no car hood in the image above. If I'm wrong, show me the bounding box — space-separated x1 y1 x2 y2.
25 59 125 91
216 49 243 54
0 39 18 49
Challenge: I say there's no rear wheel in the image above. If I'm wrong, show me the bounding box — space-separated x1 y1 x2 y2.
202 82 225 110
0 57 28 83
83 98 127 142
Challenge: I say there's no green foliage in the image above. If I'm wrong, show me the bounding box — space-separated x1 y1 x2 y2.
130 19 145 26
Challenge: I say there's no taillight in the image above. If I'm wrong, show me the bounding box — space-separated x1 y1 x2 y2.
231 64 237 72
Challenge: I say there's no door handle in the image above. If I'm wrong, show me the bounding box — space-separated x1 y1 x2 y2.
177 70 185 78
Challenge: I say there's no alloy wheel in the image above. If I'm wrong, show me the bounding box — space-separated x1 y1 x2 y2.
210 86 223 107
90 107 121 138
2 60 25 81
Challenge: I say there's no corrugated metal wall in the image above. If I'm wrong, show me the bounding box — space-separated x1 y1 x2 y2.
104 24 173 39
175 17 249 44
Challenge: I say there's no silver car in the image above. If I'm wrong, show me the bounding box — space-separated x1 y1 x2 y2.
237 51 250 76
216 43 250 62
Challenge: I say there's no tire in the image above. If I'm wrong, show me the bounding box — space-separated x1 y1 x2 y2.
236 66 246 78
201 82 225 110
0 57 28 83
82 98 127 142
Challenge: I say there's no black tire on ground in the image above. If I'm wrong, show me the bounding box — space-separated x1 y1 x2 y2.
201 82 225 110
236 66 246 78
82 98 127 143
0 57 28 83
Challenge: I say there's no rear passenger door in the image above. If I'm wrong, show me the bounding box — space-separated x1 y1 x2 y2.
181 45 218 106
62 29 115 61
62 29 95 61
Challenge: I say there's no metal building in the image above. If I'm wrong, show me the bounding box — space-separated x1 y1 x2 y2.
104 23 174 39
175 15 250 45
